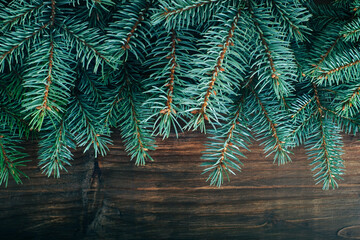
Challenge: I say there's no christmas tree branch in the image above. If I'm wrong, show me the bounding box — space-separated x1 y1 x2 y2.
0 134 28 187
124 73 152 165
312 83 324 114
271 0 310 42
70 95 110 157
38 40 54 114
272 1 300 31
309 116 344 190
214 107 242 168
192 8 242 125
160 28 177 115
318 118 337 186
122 4 150 50
202 95 250 187
1 2 45 29
38 118 75 178
103 84 125 129
0 23 49 64
61 25 110 63
311 35 342 72
319 59 360 79
340 85 360 113
249 5 279 81
0 107 30 134
108 1 151 62
291 97 314 119
251 88 285 154
162 0 220 17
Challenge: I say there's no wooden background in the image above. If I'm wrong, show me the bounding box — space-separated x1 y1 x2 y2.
1 131 360 240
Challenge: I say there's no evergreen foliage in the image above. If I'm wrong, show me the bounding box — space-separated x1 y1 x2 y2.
0 0 359 190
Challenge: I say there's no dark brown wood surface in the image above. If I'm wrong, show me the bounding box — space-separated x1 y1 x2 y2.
1 132 360 240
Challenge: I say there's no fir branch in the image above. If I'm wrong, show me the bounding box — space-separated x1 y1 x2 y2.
352 1 360 16
217 111 241 165
122 71 154 165
38 117 75 178
289 111 317 146
312 83 324 114
272 1 299 34
0 138 9 163
200 10 241 114
0 89 29 137
308 117 345 190
102 84 125 129
288 90 318 147
0 106 30 137
249 4 278 81
153 0 241 29
162 0 220 17
50 0 56 26
122 4 150 51
0 23 49 68
190 8 242 130
202 99 251 187
4 69 25 100
69 95 110 157
127 82 145 149
103 61 155 166
0 0 356 189
251 88 287 157
76 68 105 104
311 35 342 73
299 83 346 189
74 0 115 11
22 34 76 131
61 25 110 63
161 28 177 115
270 0 311 41
0 133 28 187
318 58 360 80
319 118 336 184
248 1 297 99
1 2 45 30
340 85 360 113
107 0 151 62
291 96 314 119
143 27 195 138
305 1 350 31
24 41 58 130
323 107 360 135
341 16 360 41
38 40 54 114
1 109 28 127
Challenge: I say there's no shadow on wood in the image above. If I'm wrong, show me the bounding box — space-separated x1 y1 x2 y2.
1 131 360 240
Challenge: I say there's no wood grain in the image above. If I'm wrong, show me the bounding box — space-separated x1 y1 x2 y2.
1 131 360 239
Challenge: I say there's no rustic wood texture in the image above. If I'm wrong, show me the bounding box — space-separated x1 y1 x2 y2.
2 132 360 239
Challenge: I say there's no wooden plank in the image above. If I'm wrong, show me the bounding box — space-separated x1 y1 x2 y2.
1 132 360 239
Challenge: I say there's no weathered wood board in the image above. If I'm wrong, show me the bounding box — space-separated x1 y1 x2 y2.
1 132 360 240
